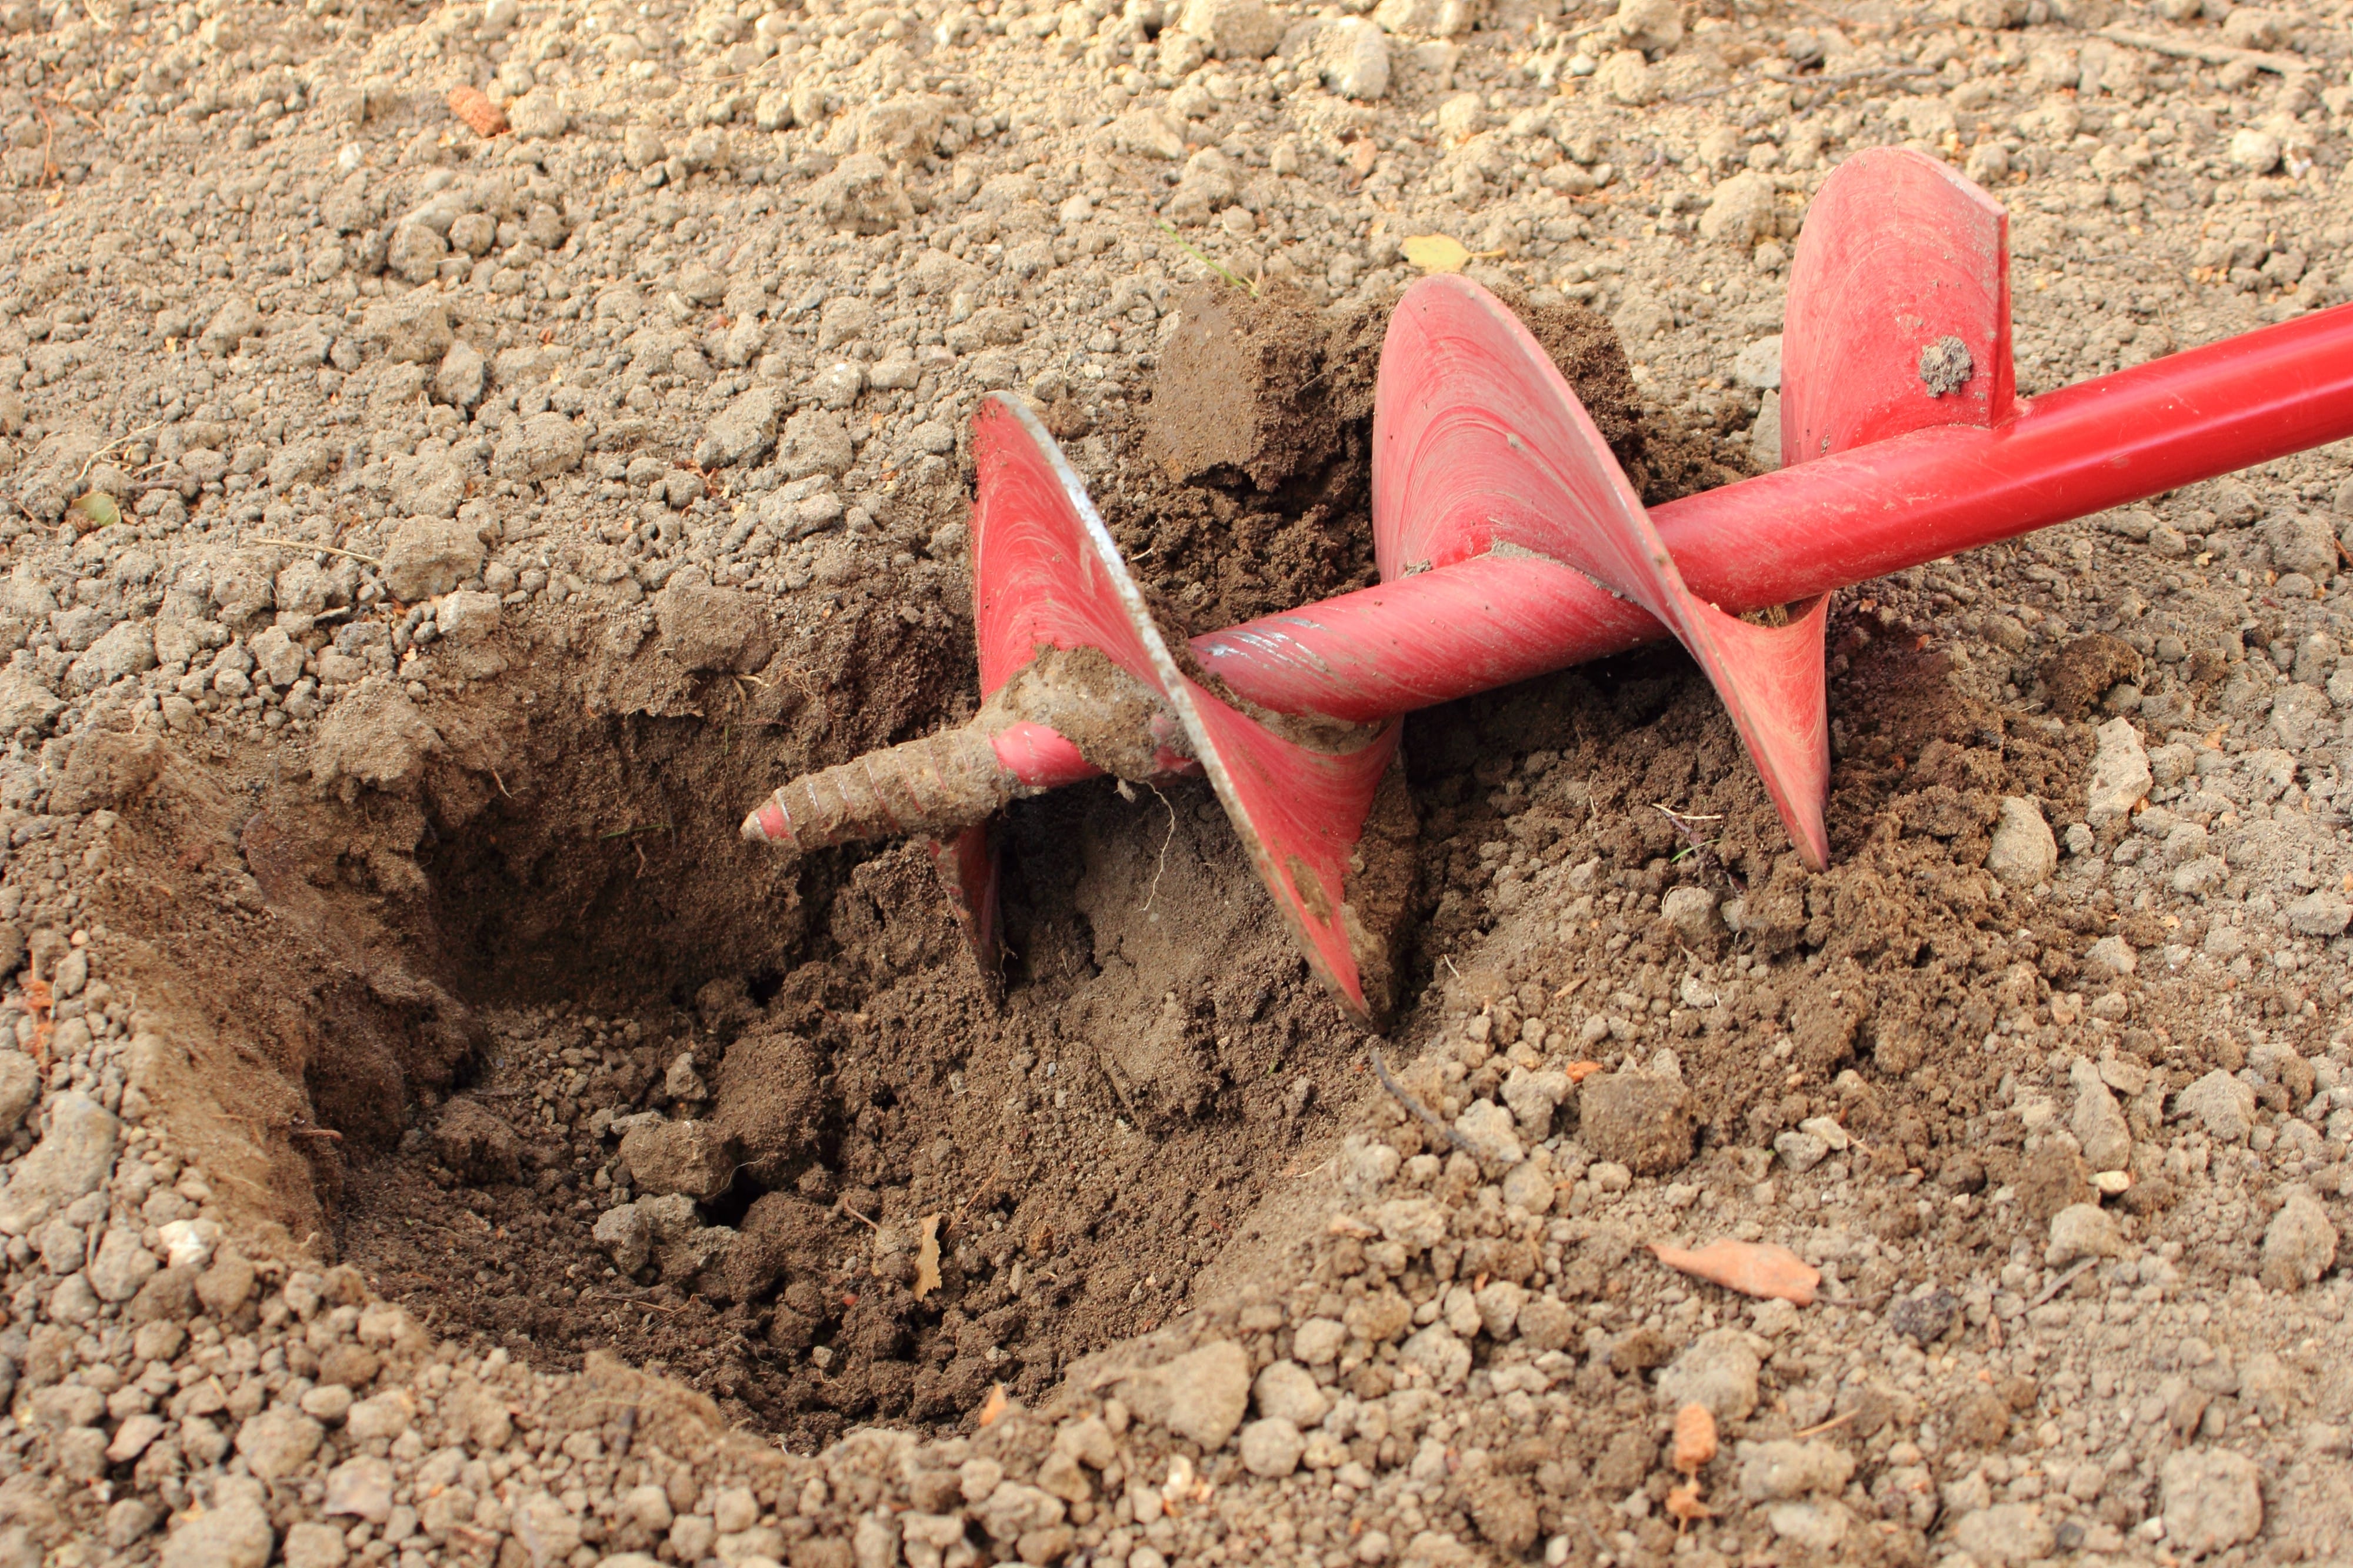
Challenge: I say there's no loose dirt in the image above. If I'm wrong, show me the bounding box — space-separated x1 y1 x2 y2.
3 0 2353 1564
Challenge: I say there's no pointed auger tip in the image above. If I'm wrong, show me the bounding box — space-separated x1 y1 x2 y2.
741 799 793 848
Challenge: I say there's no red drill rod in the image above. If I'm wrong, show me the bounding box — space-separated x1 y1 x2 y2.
747 300 2353 848
1195 299 2353 724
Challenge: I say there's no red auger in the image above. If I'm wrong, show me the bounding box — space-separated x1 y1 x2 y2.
744 148 2353 1028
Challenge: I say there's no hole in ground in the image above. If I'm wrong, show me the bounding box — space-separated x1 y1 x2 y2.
91 284 1817 1455
146 603 1371 1453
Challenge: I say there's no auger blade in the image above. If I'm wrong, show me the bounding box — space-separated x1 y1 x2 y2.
1782 145 2012 465
971 395 1404 1026
928 823 1003 1001
1373 276 1833 870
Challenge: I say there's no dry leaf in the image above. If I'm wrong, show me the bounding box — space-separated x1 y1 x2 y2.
1648 1238 1819 1305
1401 234 1472 273
1671 1402 1718 1476
977 1383 1009 1427
446 85 509 138
1665 1481 1714 1530
914 1213 942 1301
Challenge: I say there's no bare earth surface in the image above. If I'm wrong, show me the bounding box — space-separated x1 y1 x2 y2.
1 0 2352 1564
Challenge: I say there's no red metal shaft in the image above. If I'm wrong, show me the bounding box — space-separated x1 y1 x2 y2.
1195 301 2353 725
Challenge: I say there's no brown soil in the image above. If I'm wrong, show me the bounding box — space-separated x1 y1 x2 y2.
76 285 2302 1483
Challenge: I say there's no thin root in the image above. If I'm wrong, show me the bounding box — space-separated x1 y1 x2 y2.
1368 1045 1481 1159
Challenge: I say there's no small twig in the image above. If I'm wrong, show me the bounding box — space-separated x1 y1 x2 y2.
248 537 384 568
2028 1256 2099 1309
489 769 512 800
1156 219 1258 298
1793 1407 1857 1439
75 420 162 484
29 98 56 188
1761 62 1937 90
835 1200 881 1230
2097 24 2307 75
599 823 676 839
1368 1045 1480 1157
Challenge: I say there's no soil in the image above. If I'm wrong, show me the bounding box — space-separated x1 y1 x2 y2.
3 0 2353 1564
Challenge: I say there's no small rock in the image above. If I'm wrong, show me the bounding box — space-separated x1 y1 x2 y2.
1951 1503 2055 1565
1253 1359 1332 1428
1282 15 1391 98
1178 0 1281 58
2085 718 2150 826
2228 126 2282 174
199 294 264 356
511 1492 585 1568
2286 891 2353 937
0 668 63 734
1656 1329 1760 1421
1987 798 2058 888
87 1226 159 1302
432 1097 522 1184
161 1489 274 1568
2261 1187 2338 1291
235 1409 324 1481
812 152 915 234
1115 1339 1252 1449
1737 1439 1855 1500
438 590 501 645
619 1119 738 1202
493 412 586 481
68 620 157 694
1294 1317 1347 1365
1596 48 1654 105
300 1383 356 1423
1577 1070 1694 1174
2083 935 2137 979
382 518 487 602
196 1250 257 1316
1765 1501 1848 1552
1659 885 1719 940
0 1049 37 1135
2068 1057 2132 1172
434 339 486 409
282 1521 349 1568
1887 1289 1959 1345
1110 108 1187 160
1699 172 1777 246
2265 515 2337 580
656 583 775 673
1452 1098 1522 1165
1733 335 1782 391
1606 0 1683 51
359 293 453 364
2175 1069 2257 1143
1238 1417 1304 1477
2160 1448 2263 1557
0 1090 119 1235
506 90 569 139
1774 1129 1829 1173
1399 1323 1471 1389
2046 1202 2124 1266
694 386 784 469
778 408 854 480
